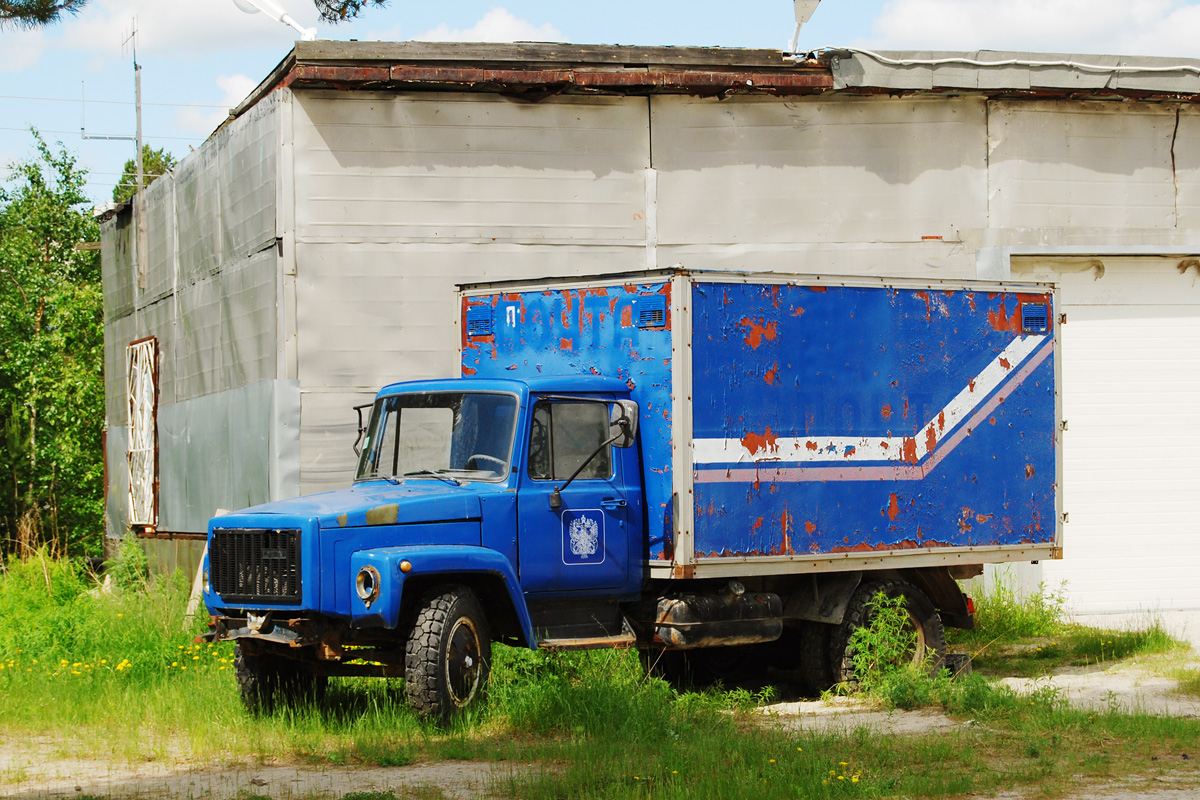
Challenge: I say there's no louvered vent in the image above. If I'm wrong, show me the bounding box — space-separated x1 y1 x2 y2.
210 528 302 604
1021 303 1049 333
637 295 667 328
466 306 493 337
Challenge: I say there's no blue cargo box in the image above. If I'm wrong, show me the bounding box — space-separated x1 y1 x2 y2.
461 271 1060 580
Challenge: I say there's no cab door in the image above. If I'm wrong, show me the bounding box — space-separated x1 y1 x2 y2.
516 398 631 595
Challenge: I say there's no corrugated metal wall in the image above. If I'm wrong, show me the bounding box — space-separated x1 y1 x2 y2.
102 93 296 538
289 91 652 493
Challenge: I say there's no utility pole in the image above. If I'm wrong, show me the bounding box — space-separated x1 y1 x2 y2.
128 19 143 202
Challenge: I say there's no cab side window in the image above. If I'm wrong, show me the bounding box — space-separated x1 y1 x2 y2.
528 401 612 481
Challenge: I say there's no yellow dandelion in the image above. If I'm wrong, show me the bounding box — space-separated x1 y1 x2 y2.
839 761 848 766
192 656 199 661
171 662 178 667
633 776 640 781
769 759 776 764
852 775 860 783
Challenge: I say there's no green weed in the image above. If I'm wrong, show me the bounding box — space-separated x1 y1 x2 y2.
955 579 1066 645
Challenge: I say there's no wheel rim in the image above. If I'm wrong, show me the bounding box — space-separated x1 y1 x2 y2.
906 611 928 664
445 617 483 707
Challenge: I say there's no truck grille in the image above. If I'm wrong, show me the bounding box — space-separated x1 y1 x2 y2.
210 528 302 604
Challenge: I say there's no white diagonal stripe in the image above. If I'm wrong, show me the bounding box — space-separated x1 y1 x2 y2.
692 335 1047 465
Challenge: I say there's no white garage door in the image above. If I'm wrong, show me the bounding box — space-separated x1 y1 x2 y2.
1013 257 1200 614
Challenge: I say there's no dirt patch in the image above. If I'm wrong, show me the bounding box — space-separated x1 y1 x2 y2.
0 751 532 800
755 695 962 735
997 660 1200 717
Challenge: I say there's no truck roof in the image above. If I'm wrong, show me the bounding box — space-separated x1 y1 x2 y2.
377 375 631 397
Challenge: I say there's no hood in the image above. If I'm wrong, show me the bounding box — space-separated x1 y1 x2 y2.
214 480 484 530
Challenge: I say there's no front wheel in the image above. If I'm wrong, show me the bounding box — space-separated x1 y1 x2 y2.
234 643 326 713
404 585 492 720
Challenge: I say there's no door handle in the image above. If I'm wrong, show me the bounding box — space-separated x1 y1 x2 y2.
600 497 627 510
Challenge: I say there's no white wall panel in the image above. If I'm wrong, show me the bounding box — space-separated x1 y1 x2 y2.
1013 257 1200 613
989 101 1177 231
652 95 987 246
292 91 650 245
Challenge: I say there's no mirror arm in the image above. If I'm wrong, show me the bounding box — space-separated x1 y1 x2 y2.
352 402 374 457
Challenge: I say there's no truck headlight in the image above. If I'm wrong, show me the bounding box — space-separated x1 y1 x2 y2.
355 565 381 608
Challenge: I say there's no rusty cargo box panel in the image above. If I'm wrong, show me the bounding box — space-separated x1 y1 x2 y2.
461 271 1059 579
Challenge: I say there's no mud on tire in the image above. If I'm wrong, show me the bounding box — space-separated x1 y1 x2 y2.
404 585 491 720
830 579 947 689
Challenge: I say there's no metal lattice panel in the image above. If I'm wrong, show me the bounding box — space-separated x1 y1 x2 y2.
126 338 157 527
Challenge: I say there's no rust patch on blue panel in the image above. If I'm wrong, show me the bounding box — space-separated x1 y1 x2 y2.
365 504 399 526
463 281 676 560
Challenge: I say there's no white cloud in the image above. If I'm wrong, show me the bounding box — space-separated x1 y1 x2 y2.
55 0 317 62
861 0 1200 59
416 7 566 43
0 28 47 72
173 74 259 137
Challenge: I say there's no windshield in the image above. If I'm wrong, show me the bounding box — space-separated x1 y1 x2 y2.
355 391 519 483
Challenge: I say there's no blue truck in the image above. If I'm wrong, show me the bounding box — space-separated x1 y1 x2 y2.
201 270 1060 718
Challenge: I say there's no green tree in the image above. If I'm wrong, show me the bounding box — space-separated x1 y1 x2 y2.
112 145 177 204
0 0 88 29
0 132 105 557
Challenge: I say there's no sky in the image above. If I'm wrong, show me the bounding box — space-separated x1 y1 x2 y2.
6 0 1200 205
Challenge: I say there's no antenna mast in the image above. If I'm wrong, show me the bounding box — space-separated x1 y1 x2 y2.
124 19 143 196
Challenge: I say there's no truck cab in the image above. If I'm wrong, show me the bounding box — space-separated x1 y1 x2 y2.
203 377 646 718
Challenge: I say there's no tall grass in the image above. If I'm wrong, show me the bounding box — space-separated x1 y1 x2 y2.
959 580 1066 644
2 552 1199 800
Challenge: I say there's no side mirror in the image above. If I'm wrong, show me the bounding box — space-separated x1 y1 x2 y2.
610 400 639 448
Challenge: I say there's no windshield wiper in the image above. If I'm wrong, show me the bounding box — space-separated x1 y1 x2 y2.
402 469 463 485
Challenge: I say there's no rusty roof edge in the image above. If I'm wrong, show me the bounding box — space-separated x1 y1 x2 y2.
229 45 298 121
291 40 794 68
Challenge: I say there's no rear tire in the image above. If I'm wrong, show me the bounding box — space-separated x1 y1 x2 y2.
798 621 837 695
830 579 946 688
639 645 765 690
404 585 491 720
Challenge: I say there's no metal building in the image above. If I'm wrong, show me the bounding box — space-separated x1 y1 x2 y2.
100 42 1200 614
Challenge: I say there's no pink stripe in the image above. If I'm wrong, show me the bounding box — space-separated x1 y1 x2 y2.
693 339 1053 484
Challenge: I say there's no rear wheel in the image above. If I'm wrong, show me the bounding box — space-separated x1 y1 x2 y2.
640 645 766 690
404 586 491 720
798 621 837 695
830 579 946 688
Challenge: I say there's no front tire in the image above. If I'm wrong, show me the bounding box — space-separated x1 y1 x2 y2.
234 643 326 713
404 586 491 720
